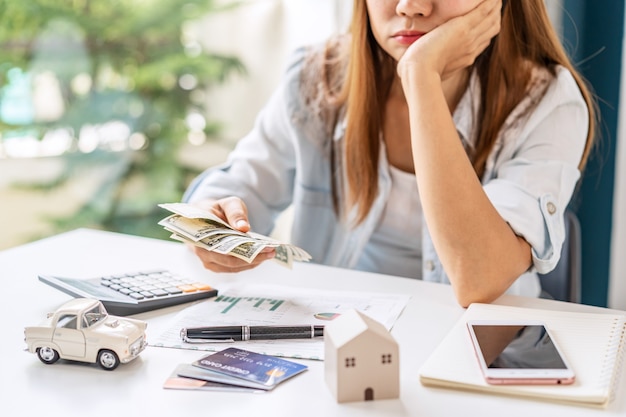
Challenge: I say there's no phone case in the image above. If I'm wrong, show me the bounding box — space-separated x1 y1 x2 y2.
466 319 576 385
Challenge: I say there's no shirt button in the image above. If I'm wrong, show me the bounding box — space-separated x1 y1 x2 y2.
546 202 557 215
425 260 435 271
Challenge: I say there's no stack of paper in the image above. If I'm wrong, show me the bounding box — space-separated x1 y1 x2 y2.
165 347 308 392
158 202 311 269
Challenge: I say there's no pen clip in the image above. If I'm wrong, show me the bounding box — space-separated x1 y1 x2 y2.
182 335 235 343
180 328 236 343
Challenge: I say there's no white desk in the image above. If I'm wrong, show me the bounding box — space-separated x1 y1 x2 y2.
1 229 624 416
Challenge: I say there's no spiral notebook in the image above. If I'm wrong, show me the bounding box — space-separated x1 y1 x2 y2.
419 303 626 408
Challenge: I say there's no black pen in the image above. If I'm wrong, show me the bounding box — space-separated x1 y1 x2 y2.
180 325 324 343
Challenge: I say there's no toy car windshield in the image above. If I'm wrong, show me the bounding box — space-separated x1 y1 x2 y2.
83 304 107 327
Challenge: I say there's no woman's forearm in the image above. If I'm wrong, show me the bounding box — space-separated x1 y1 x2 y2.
402 68 531 306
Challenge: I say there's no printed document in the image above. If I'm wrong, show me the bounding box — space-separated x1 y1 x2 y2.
150 284 410 360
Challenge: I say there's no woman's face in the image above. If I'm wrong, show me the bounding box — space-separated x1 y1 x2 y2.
365 0 483 61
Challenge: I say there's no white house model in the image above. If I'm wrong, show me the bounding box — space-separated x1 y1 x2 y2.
324 309 400 403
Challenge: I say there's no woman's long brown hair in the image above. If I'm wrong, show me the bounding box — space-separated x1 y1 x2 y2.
328 0 596 225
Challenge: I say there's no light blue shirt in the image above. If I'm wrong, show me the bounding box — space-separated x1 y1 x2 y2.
355 163 422 278
184 46 588 298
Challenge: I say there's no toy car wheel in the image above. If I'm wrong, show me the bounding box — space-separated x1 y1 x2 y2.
37 346 59 364
97 349 120 371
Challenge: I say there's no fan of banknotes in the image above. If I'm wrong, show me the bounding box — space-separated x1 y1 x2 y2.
158 202 311 269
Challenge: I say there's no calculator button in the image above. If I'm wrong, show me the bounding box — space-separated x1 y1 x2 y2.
192 283 213 291
177 284 199 293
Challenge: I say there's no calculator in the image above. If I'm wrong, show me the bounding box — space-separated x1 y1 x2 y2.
38 270 218 316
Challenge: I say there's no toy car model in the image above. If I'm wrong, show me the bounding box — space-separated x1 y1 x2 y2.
24 298 148 370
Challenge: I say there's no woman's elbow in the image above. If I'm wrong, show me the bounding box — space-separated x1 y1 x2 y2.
447 253 532 307
449 271 515 308
453 287 499 308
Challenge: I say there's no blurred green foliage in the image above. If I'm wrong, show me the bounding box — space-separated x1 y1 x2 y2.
0 0 244 240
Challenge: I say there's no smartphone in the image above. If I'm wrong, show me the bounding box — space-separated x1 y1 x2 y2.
466 320 575 385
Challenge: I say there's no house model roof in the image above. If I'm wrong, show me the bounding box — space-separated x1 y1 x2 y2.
325 309 396 347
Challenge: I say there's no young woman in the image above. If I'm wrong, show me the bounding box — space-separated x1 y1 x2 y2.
183 0 595 307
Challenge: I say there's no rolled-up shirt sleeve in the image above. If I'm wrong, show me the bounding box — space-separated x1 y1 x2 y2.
483 68 588 274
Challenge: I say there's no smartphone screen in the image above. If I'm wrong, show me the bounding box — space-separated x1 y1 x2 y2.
467 321 575 385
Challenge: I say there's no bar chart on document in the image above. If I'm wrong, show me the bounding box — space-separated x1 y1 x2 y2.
150 284 410 360
213 293 286 318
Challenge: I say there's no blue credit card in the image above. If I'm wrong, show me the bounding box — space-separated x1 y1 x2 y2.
192 347 308 388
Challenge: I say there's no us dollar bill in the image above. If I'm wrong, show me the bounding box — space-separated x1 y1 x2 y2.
158 203 310 269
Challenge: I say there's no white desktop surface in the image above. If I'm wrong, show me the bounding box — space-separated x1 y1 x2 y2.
1 228 624 416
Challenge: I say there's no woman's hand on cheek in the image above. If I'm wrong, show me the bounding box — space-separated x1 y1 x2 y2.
398 0 502 81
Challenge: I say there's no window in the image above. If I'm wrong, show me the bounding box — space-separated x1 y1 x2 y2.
345 357 356 367
0 1 244 248
382 353 392 364
56 314 77 329
83 304 106 327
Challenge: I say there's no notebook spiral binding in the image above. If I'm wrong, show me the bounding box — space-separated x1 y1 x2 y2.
604 316 626 404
